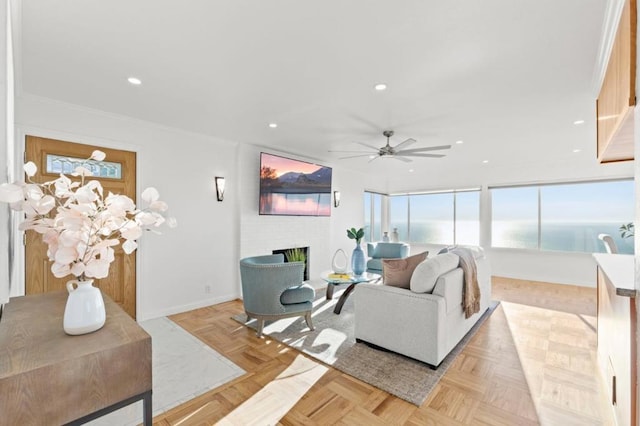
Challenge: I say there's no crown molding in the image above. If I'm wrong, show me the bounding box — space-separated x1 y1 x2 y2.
591 0 626 96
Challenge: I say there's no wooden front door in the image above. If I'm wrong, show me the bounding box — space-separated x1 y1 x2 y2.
24 136 138 318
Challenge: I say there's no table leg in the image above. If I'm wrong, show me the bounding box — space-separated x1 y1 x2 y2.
334 283 356 314
326 283 335 300
143 390 153 426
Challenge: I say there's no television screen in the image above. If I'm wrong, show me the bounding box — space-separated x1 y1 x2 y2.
259 152 332 216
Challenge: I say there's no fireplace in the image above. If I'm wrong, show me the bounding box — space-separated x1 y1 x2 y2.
272 246 309 280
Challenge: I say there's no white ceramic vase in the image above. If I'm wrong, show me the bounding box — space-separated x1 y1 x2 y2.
63 279 106 335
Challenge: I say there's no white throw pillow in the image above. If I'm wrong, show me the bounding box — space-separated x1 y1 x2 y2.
410 252 460 294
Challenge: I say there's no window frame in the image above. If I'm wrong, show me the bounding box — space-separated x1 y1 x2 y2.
364 190 384 242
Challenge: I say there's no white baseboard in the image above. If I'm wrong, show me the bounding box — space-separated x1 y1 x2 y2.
137 293 240 322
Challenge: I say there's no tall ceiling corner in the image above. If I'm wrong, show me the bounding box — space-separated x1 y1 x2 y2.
592 0 627 95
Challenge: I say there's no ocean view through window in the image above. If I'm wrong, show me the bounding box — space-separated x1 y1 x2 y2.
491 180 634 254
389 190 480 245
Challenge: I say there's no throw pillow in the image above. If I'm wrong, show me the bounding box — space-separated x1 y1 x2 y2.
382 251 428 289
410 252 460 294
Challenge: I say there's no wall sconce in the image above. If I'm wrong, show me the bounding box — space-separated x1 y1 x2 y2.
333 190 341 208
215 177 225 202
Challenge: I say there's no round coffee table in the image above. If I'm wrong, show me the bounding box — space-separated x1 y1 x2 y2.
320 271 382 314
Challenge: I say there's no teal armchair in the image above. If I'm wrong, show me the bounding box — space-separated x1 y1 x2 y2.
366 242 410 274
239 254 315 337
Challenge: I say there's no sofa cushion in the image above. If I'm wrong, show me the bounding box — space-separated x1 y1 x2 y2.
280 283 315 305
410 252 460 294
382 251 428 289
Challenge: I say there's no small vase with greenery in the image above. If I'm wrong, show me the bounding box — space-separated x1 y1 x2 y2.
346 227 365 275
346 227 364 245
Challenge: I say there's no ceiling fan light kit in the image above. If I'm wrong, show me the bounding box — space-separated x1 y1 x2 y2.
330 130 451 162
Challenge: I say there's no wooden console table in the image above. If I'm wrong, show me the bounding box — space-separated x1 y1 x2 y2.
0 290 152 425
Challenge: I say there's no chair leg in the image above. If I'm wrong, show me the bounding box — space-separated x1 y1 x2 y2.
246 313 251 322
304 311 314 331
256 319 265 337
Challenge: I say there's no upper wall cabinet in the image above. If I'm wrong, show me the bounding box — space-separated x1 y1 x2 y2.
597 0 636 163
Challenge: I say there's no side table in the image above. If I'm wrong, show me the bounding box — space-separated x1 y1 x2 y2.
321 271 381 314
0 290 152 425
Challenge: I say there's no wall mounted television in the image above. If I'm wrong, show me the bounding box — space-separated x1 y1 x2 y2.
259 152 332 216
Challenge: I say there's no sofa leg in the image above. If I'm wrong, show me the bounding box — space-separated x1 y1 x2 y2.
256 319 265 337
304 311 315 331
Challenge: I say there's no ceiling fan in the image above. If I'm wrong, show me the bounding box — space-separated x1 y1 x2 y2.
330 130 451 162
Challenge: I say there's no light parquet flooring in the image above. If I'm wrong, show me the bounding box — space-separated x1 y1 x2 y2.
151 277 614 425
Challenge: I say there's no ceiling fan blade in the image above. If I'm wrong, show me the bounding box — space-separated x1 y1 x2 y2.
357 142 381 151
340 154 377 159
392 156 412 162
402 153 446 158
393 138 416 151
329 150 374 154
396 145 452 153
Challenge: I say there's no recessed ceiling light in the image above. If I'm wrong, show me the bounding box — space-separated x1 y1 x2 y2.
374 83 387 91
482 160 489 164
127 77 142 85
268 123 278 128
573 149 582 153
456 140 464 144
409 169 414 172
369 155 377 159
573 119 585 125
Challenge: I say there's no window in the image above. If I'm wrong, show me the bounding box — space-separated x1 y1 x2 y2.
491 180 634 254
492 186 538 249
363 191 383 242
389 190 480 245
410 193 454 244
389 195 408 242
46 154 122 179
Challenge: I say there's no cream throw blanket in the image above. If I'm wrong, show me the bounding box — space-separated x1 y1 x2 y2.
450 247 481 318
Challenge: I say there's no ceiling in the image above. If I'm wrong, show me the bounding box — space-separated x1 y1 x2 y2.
19 0 609 178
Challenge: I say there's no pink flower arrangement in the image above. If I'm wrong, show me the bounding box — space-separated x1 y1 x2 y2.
0 150 176 280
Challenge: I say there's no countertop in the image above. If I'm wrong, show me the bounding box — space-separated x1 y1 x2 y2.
592 253 637 298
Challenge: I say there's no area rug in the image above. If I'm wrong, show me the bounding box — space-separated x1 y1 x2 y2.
89 317 246 426
232 287 498 406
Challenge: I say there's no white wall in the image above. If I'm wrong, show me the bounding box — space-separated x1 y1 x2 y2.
237 143 368 288
14 94 372 317
0 1 13 306
16 94 240 320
